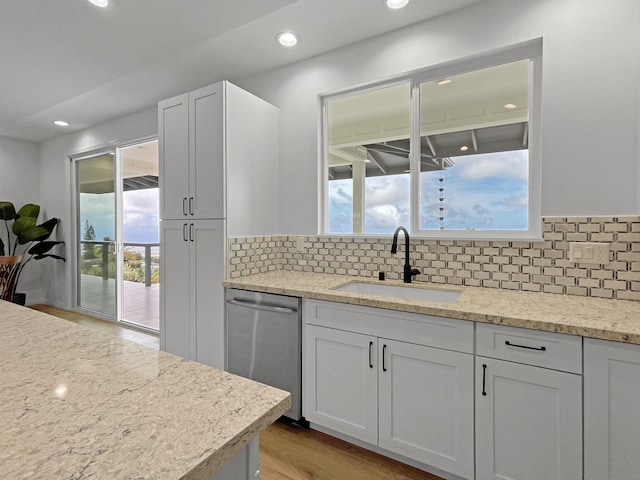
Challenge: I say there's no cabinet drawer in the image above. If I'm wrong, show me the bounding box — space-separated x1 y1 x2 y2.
476 323 582 374
304 299 474 354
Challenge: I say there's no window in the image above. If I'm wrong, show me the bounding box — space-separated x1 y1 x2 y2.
321 41 541 239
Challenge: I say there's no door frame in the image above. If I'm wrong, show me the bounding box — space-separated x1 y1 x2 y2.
69 135 158 327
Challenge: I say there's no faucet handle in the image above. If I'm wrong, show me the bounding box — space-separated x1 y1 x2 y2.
410 268 421 279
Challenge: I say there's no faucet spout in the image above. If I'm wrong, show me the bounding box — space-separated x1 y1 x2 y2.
390 226 420 283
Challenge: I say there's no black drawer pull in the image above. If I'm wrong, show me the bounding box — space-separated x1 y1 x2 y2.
505 340 546 351
369 341 373 368
482 364 487 396
382 344 387 372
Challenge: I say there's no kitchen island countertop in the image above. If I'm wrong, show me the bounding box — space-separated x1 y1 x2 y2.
0 300 290 479
224 271 640 345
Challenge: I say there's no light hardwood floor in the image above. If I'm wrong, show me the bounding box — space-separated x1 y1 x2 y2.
30 305 443 480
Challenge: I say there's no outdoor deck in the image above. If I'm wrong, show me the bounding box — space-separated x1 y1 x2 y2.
79 274 159 331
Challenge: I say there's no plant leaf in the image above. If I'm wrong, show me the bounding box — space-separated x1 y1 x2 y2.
28 241 64 256
33 254 66 261
12 216 37 239
0 237 4 256
16 224 49 244
16 203 40 219
0 201 17 220
32 218 59 242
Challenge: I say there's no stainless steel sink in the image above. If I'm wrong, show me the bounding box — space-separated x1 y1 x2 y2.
334 282 461 303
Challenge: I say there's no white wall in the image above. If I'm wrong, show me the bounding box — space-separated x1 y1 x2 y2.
0 135 44 302
236 0 640 233
34 0 640 305
38 107 157 308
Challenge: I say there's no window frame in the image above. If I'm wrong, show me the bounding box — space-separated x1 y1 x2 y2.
319 39 542 240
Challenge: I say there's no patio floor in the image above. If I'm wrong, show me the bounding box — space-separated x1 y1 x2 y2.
79 274 159 331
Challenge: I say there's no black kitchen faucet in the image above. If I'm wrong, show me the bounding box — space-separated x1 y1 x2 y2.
390 226 420 283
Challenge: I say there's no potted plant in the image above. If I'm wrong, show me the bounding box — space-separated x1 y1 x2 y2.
0 201 65 305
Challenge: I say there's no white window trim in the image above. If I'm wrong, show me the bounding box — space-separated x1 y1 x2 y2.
319 39 543 241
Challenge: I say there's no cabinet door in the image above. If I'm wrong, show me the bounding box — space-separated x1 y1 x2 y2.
584 338 640 480
192 220 226 369
379 340 474 479
476 357 582 480
160 220 193 359
159 93 189 220
303 325 378 445
189 83 225 219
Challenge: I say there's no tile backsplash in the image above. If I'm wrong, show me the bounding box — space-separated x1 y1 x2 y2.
227 216 640 301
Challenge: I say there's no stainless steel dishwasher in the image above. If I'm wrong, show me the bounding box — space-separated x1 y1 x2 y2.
225 288 303 422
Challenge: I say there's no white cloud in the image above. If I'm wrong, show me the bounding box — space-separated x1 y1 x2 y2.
456 151 528 181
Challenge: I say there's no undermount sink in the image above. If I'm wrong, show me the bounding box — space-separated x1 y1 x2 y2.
334 282 461 303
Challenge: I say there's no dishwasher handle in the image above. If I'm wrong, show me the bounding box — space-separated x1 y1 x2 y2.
226 298 297 314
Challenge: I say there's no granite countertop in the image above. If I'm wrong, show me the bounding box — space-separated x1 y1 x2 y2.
224 271 640 345
0 300 290 480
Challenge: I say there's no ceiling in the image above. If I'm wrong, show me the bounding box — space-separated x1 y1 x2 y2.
0 0 487 143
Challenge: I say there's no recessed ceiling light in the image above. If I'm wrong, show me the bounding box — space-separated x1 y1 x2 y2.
276 32 299 47
385 0 410 9
504 103 517 109
54 120 69 127
437 79 452 85
460 145 469 152
88 0 108 7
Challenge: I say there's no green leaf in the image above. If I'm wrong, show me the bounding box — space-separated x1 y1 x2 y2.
28 241 63 256
0 201 17 220
32 218 59 242
12 216 37 239
15 223 49 244
16 203 40 220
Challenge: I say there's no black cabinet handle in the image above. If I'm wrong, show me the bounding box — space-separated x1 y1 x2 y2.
382 344 387 372
182 223 188 242
505 340 546 351
189 223 194 242
482 364 487 396
183 197 188 216
369 341 373 368
189 196 194 216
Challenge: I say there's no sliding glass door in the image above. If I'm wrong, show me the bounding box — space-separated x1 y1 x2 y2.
76 151 118 318
74 140 159 332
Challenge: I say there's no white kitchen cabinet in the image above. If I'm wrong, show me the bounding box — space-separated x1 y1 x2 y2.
304 324 378 445
303 300 475 479
159 81 279 369
159 84 224 220
379 339 474 479
160 219 225 367
475 324 582 480
584 338 640 480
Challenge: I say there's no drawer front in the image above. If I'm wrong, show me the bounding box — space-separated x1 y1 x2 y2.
476 323 582 374
304 299 474 354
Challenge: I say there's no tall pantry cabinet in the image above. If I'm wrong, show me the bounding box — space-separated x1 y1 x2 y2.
159 81 279 369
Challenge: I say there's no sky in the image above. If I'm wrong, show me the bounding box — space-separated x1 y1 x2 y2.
80 189 159 244
328 150 528 234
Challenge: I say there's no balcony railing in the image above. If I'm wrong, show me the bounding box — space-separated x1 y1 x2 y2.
80 241 159 287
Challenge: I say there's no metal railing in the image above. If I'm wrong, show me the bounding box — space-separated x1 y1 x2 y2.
80 241 159 287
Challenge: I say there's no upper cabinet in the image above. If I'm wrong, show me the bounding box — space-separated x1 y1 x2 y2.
158 81 280 235
159 83 224 220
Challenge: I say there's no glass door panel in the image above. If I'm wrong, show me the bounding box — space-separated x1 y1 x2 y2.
120 140 160 331
77 152 117 318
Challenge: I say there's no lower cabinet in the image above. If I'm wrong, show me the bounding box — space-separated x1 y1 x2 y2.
584 338 640 480
303 300 475 480
160 219 226 368
475 323 583 480
379 339 474 479
475 357 582 480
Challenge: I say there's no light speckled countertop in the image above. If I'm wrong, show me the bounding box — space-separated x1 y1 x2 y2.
224 271 640 345
0 300 290 480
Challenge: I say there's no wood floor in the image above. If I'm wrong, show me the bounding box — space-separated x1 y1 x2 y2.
30 305 442 480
